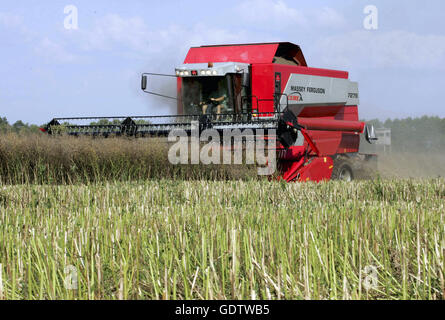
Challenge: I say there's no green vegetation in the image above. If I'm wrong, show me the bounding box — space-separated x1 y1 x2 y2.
0 117 40 134
0 117 151 135
2 114 445 152
0 118 444 300
0 133 257 184
366 116 445 152
0 179 444 300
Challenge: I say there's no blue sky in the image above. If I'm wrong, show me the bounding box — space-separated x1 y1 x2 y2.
1 0 445 124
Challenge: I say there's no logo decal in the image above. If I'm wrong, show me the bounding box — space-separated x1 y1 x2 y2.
288 92 303 102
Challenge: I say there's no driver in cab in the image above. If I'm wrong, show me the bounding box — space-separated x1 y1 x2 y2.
201 80 228 119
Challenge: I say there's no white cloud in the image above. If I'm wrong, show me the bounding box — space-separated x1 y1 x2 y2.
81 14 151 52
77 14 249 60
75 4 431 73
0 11 79 64
34 38 79 63
314 30 445 70
0 11 34 41
0 12 23 28
67 13 254 113
185 23 249 47
315 7 346 28
236 0 308 28
235 1 346 30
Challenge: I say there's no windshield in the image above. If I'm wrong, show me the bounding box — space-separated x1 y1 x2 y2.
182 76 231 116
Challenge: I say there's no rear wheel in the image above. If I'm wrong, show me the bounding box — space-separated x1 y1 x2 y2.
332 160 355 181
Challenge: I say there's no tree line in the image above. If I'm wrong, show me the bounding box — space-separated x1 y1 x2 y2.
0 117 41 134
0 117 152 134
365 116 445 153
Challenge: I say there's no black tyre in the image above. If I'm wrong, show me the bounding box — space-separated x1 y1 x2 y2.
332 160 354 181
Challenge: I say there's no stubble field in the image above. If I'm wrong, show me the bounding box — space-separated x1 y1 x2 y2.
0 134 444 300
1 179 444 300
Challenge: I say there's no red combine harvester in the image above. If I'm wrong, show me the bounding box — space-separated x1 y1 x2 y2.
42 42 377 182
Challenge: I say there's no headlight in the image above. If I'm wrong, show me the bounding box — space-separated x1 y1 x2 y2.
179 72 184 76
176 71 180 76
184 71 189 76
212 70 217 75
206 70 211 75
200 70 206 75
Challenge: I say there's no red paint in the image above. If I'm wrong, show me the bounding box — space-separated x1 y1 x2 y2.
281 145 305 161
184 43 280 64
300 128 320 156
274 64 348 80
298 118 365 132
297 157 333 183
179 42 365 182
280 146 306 182
251 64 274 113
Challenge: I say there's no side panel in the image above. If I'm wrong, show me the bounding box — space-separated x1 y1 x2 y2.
297 156 334 183
250 63 349 114
272 64 361 156
298 105 360 155
277 73 359 109
251 64 275 113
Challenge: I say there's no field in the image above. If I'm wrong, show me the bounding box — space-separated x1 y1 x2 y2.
0 134 444 300
0 133 258 184
0 179 444 300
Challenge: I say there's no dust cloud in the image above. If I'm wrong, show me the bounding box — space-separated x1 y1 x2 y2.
145 74 178 114
376 152 445 179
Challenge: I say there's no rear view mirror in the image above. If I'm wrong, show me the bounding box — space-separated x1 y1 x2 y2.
364 124 378 144
141 75 147 91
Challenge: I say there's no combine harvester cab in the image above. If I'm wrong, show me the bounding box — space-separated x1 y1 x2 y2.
42 42 378 182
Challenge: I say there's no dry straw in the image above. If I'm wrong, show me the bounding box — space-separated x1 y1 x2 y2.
0 133 259 184
0 179 444 299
